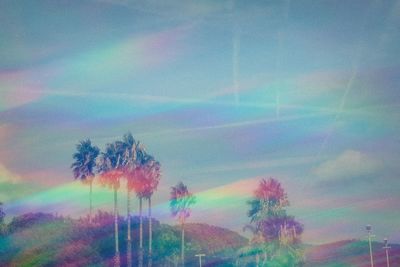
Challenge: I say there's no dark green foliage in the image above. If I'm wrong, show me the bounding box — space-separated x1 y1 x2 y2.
0 202 5 235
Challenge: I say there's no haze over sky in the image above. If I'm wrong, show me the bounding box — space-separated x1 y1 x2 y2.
1 0 400 244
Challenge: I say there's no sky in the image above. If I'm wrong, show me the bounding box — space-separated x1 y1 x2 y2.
0 0 400 245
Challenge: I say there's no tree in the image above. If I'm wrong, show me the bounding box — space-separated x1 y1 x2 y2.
245 178 304 266
0 202 5 235
120 132 140 267
97 142 124 267
129 143 149 267
142 156 161 267
71 139 99 224
170 182 196 267
154 226 181 267
247 178 289 224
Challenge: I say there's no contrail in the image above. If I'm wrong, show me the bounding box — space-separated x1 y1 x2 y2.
299 0 379 196
231 0 241 105
137 110 335 137
275 0 291 119
3 87 385 117
314 0 380 158
276 91 280 118
233 31 240 105
316 62 359 157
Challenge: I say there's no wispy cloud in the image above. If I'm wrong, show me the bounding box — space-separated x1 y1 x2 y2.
312 150 382 181
188 156 318 176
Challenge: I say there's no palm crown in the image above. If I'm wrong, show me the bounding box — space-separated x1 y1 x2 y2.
170 182 196 224
97 142 124 190
71 139 100 183
248 178 289 223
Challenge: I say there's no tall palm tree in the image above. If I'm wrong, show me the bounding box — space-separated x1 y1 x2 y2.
126 144 160 267
170 182 196 267
71 139 99 224
120 133 139 267
97 142 123 267
129 143 148 267
142 157 161 267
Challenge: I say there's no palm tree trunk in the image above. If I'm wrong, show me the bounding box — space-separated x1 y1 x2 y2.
114 187 120 267
255 253 259 267
139 197 143 267
127 189 132 267
181 222 185 267
148 197 152 267
89 180 93 224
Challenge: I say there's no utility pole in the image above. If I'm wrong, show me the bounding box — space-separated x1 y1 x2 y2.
195 254 206 267
366 225 375 267
383 238 391 267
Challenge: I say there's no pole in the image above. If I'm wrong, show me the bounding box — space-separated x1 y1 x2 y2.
181 223 185 267
195 254 205 267
366 225 374 267
383 238 391 267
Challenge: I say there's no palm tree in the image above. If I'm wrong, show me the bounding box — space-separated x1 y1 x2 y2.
97 142 123 267
142 157 161 267
71 139 99 224
120 133 139 267
247 178 288 224
246 178 303 265
130 143 148 267
170 182 196 267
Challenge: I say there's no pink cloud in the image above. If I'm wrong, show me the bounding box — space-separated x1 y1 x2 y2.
0 70 45 110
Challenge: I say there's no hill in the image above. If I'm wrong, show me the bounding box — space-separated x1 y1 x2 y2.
0 212 248 266
1 212 399 266
305 239 400 267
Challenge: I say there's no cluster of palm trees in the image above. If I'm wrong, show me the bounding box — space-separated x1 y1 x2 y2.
242 178 304 266
71 133 195 267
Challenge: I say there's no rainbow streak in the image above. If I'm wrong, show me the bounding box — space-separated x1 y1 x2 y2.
50 25 189 89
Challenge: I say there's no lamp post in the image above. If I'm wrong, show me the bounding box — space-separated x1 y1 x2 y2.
366 225 375 267
195 254 206 267
383 238 391 267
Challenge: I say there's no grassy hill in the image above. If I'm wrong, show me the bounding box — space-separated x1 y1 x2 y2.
305 239 400 267
0 212 399 266
0 212 248 267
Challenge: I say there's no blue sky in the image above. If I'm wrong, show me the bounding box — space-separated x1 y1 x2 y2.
1 0 400 244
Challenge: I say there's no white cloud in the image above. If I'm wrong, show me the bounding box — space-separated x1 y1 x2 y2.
312 150 382 181
0 164 20 184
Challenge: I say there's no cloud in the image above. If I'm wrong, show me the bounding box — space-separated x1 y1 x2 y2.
95 0 232 19
0 163 42 204
0 71 45 111
0 163 20 184
312 150 382 181
188 156 318 176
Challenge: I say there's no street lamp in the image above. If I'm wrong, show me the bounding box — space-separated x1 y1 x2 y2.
366 225 375 267
383 238 391 267
195 254 206 267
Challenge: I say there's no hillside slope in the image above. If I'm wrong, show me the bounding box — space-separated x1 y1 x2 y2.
305 239 400 267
